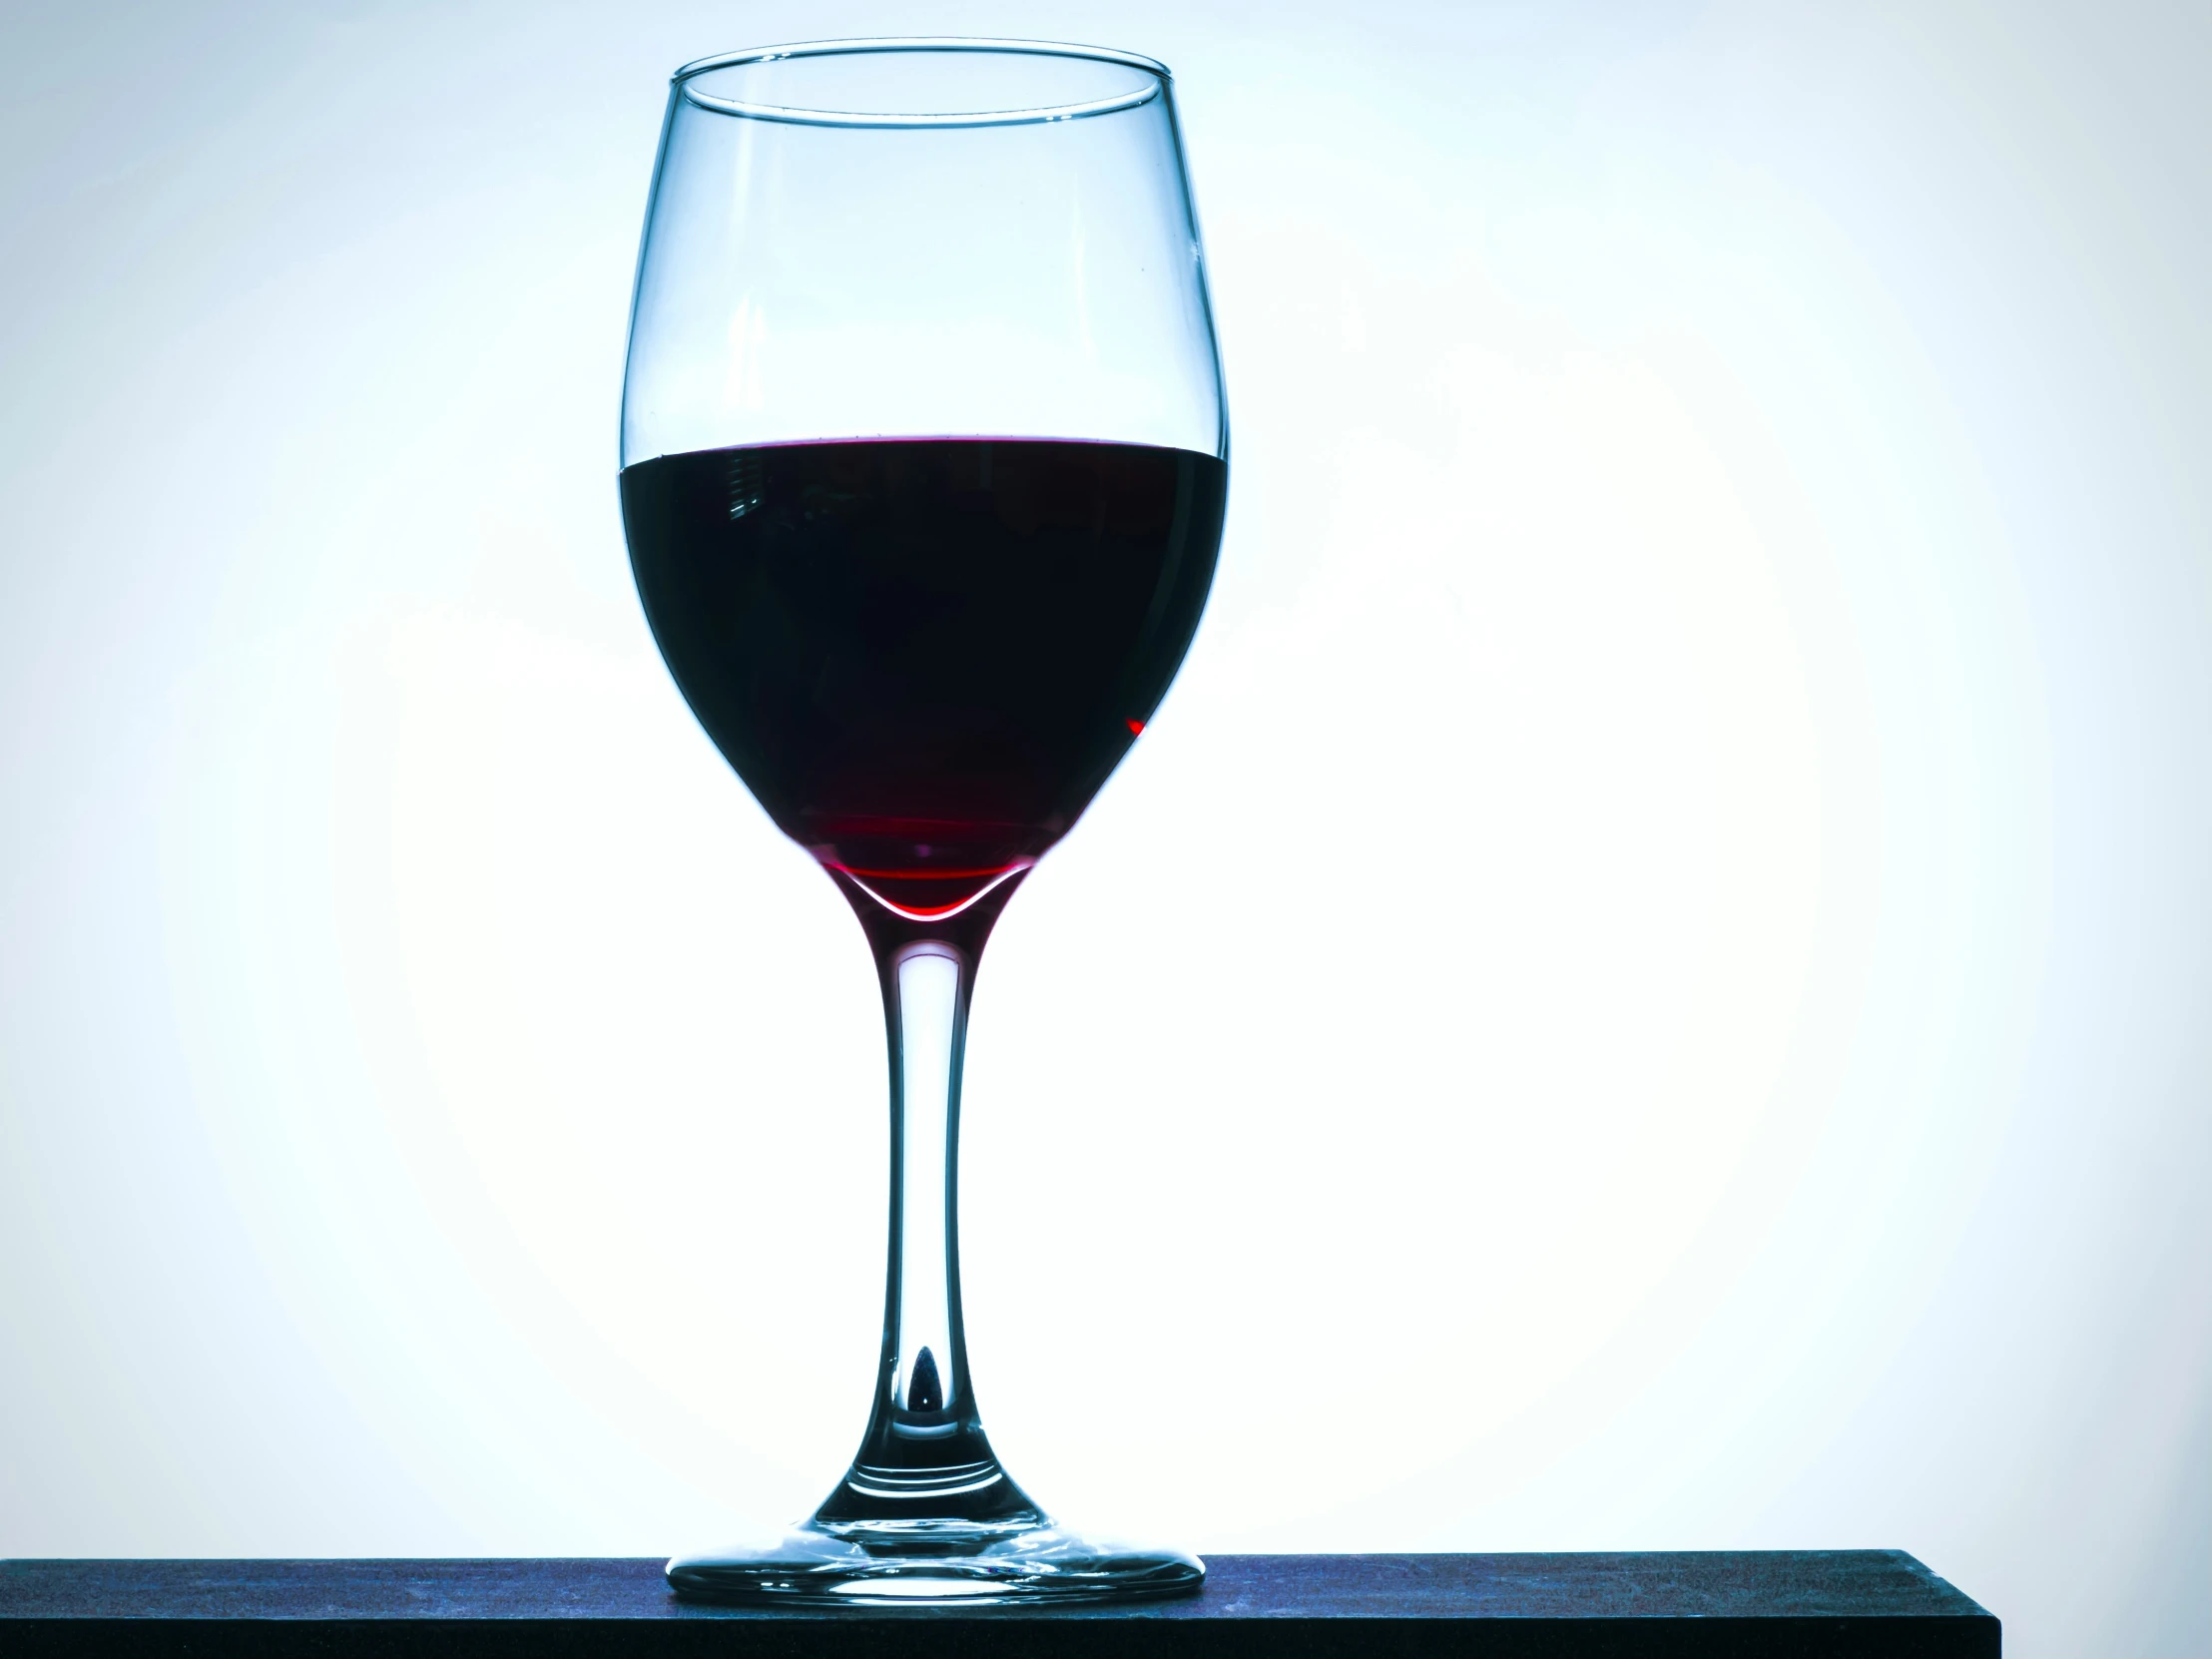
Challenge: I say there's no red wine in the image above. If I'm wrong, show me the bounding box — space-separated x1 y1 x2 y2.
621 438 1228 917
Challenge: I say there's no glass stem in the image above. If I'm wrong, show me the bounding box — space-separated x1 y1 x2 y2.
892 944 964 1428
812 872 1042 1532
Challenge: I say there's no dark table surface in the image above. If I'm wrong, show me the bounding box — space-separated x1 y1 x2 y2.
1 1551 1999 1656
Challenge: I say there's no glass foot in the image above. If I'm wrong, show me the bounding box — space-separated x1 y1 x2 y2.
666 1518 1205 1605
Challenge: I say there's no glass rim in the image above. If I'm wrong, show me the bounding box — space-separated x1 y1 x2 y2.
672 37 1170 129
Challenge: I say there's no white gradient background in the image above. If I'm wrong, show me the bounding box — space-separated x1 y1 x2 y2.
2 3 2206 1655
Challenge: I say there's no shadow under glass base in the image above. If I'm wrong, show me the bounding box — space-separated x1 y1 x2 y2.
666 1517 1205 1606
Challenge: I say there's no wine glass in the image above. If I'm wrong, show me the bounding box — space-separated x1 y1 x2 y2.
619 39 1228 1604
